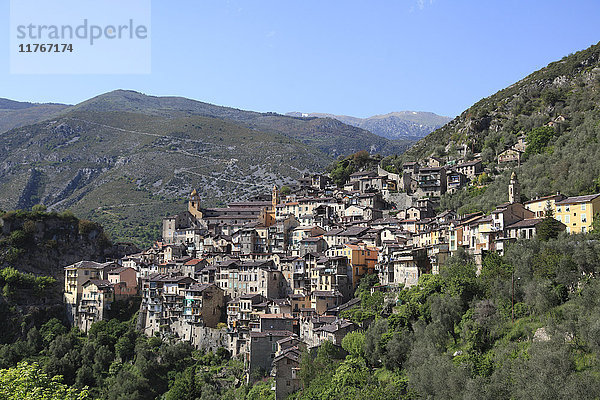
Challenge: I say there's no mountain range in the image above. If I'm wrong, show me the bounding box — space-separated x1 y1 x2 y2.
0 91 416 245
286 111 451 140
7 37 598 246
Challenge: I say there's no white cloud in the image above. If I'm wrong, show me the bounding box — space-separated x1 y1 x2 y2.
416 0 434 10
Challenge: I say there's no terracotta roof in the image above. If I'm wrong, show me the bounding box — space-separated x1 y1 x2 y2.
323 228 345 236
312 290 342 297
184 258 205 266
457 160 481 167
273 347 302 363
523 194 565 205
107 266 133 274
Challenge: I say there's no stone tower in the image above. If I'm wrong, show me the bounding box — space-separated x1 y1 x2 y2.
509 172 521 204
272 185 280 209
188 189 203 219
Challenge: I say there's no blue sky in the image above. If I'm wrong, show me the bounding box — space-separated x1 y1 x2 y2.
1 0 599 117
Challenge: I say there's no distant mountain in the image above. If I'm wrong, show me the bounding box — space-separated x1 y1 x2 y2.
0 90 413 246
286 111 451 140
70 90 412 157
0 98 69 134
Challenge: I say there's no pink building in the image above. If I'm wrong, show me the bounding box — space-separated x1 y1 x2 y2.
107 266 138 298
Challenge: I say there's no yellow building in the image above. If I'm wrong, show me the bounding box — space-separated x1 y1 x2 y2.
64 261 114 324
64 261 109 304
188 189 203 219
524 194 566 218
555 194 600 233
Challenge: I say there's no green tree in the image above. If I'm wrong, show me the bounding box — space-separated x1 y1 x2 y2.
525 126 555 156
40 319 68 346
245 378 274 400
164 366 202 400
341 331 365 359
280 186 291 196
0 362 90 400
440 249 480 303
31 204 47 213
537 207 563 241
115 335 135 362
591 213 600 238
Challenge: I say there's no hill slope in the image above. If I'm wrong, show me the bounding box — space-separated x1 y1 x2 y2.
403 40 600 213
0 99 68 134
288 111 451 140
0 90 418 245
69 90 412 157
0 108 329 246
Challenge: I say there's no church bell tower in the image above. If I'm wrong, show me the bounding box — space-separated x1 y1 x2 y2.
188 189 203 219
509 172 521 204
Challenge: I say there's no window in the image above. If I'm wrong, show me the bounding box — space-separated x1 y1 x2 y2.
582 204 587 211
565 215 570 224
582 214 587 223
557 206 561 213
565 205 570 212
556 216 561 222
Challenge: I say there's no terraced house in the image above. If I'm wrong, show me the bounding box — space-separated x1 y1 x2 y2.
62 158 600 387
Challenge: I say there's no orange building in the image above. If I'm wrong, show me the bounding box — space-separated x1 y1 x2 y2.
342 243 378 287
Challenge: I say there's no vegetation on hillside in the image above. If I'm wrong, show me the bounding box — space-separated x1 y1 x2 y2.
0 108 329 246
398 41 600 214
72 90 411 157
288 230 600 399
0 208 113 276
0 208 128 345
0 313 272 400
328 151 385 187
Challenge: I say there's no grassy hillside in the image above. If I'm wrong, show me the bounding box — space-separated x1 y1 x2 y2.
400 41 600 214
0 100 68 134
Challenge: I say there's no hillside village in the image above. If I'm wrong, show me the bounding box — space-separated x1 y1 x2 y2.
62 147 600 399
